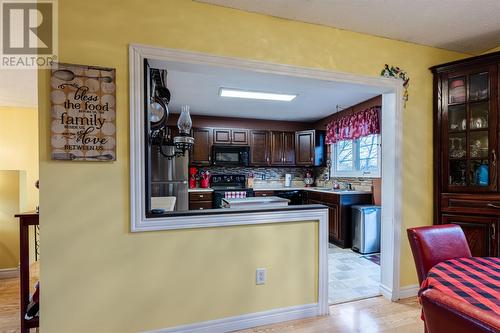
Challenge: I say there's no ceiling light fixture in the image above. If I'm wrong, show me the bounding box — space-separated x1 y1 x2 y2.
219 88 297 102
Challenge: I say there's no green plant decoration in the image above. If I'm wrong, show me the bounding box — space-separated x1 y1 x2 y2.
380 64 410 108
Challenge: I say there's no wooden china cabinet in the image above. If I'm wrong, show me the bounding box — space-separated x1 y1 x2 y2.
431 51 500 257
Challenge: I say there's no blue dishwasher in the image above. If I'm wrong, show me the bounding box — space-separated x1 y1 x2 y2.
351 205 381 254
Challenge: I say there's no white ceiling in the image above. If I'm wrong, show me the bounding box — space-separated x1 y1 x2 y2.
197 0 500 54
149 59 383 122
0 69 37 108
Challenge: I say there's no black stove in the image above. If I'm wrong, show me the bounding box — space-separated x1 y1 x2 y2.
210 174 254 208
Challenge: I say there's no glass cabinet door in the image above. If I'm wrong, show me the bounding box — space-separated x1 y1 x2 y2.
444 68 496 191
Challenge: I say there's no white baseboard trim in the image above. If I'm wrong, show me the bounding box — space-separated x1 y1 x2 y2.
143 303 320 333
379 283 393 300
0 267 19 279
399 284 420 299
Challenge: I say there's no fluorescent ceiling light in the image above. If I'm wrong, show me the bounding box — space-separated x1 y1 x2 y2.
219 88 297 102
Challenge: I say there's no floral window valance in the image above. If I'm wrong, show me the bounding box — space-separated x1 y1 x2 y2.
326 106 381 144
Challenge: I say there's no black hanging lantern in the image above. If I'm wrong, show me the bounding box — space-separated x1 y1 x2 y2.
148 68 194 159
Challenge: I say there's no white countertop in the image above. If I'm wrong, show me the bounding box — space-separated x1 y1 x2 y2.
222 196 290 209
188 188 214 193
223 196 289 204
188 186 370 195
252 186 371 195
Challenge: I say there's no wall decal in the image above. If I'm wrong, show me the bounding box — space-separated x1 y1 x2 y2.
50 63 116 161
380 64 410 107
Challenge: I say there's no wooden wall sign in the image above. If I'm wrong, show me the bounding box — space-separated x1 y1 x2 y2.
50 63 116 161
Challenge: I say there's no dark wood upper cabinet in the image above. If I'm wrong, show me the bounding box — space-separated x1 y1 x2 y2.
295 130 325 166
190 127 212 166
213 128 249 145
283 132 295 165
270 131 295 166
250 130 270 166
190 125 324 167
270 131 284 165
431 51 500 257
231 129 248 145
213 128 232 144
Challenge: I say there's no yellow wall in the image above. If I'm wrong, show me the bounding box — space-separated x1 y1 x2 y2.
482 45 500 54
0 107 39 268
39 0 468 331
0 107 39 212
0 170 21 269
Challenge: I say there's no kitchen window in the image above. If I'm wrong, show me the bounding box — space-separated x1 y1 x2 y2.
331 134 381 177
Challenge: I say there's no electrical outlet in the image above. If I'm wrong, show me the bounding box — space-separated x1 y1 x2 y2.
256 268 266 285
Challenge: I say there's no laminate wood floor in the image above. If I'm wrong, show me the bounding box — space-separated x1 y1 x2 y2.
235 297 424 333
0 263 38 333
0 262 423 333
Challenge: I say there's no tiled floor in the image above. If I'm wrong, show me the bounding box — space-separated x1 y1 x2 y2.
329 243 381 304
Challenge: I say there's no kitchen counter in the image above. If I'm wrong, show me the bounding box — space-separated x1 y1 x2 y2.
189 186 370 195
252 186 371 195
188 188 214 193
222 196 290 209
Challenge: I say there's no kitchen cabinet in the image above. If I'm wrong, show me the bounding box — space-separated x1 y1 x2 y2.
304 191 372 247
308 197 340 241
254 190 274 197
189 191 213 210
213 128 249 145
270 131 295 166
190 128 212 166
431 51 500 255
249 130 270 166
232 129 249 145
213 128 231 144
190 125 325 167
328 204 340 241
295 130 326 166
441 214 498 257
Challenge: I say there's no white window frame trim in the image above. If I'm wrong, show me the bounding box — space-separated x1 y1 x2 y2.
331 135 382 178
129 44 405 304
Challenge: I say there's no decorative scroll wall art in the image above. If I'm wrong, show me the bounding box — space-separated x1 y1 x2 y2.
380 64 410 108
50 63 116 161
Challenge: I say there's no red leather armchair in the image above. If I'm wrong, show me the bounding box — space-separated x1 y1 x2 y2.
421 289 500 333
407 224 471 285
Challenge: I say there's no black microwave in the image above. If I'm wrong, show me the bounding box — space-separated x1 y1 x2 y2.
212 145 250 166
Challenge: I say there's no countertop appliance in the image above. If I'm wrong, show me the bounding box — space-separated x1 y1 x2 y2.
222 196 289 209
212 145 250 166
351 205 381 254
284 174 292 187
274 190 303 205
150 145 189 212
211 174 254 208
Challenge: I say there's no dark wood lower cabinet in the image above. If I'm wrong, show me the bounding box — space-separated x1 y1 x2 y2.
305 191 372 247
189 191 213 210
254 190 274 197
328 204 340 242
441 214 498 257
308 198 339 241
